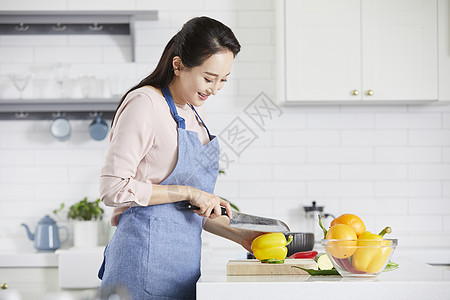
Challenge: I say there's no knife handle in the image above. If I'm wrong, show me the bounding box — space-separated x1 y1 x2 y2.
184 203 228 216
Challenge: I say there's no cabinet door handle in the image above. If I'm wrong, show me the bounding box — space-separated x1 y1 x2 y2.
352 90 359 96
1 283 7 290
366 90 374 96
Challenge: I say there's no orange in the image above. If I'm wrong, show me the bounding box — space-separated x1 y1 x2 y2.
330 214 366 237
325 224 357 259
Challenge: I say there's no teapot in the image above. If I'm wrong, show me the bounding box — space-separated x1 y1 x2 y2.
21 215 69 251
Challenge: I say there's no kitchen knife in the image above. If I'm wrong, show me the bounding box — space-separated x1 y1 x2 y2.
185 203 290 233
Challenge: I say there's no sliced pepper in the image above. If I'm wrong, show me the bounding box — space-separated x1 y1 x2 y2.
251 233 293 263
352 226 392 273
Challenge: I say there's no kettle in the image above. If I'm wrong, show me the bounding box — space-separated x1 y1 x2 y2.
21 215 69 251
303 201 335 243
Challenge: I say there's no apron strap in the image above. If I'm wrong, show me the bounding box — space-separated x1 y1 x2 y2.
189 104 213 139
161 86 186 129
161 86 214 139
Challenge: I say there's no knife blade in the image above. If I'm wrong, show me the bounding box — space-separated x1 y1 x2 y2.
185 203 290 233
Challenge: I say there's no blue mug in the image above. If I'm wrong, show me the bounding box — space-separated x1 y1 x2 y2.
89 114 109 141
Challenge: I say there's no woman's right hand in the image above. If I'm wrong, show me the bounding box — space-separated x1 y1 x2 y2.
188 187 233 219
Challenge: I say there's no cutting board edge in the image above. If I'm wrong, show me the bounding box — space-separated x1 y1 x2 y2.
226 259 317 276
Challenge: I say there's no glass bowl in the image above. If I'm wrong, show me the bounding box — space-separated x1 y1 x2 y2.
321 238 398 277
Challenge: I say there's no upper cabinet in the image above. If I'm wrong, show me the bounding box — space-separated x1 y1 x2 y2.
277 0 438 103
0 10 158 62
438 0 450 101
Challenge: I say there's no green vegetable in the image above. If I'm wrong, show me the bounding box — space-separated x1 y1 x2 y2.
292 266 340 276
319 215 328 238
315 253 333 270
261 259 285 264
292 261 399 276
383 262 399 272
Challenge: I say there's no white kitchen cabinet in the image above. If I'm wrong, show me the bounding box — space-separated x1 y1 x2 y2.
0 267 59 299
0 249 103 299
438 0 450 101
0 267 97 300
278 0 438 103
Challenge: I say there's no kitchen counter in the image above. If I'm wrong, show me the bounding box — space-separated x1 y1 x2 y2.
1 244 450 267
0 246 104 268
197 256 450 300
0 247 104 299
0 251 58 267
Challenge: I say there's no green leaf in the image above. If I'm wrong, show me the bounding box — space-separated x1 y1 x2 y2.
219 196 240 212
67 197 104 221
53 203 65 215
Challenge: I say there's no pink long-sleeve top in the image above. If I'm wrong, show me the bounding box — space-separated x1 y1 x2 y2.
99 86 210 226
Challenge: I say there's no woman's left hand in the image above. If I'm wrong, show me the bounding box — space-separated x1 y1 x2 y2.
203 216 265 253
240 230 265 253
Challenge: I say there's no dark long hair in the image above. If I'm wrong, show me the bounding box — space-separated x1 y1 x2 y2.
112 16 241 124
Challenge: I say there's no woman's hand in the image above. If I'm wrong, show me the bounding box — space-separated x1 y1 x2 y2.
188 187 233 219
202 214 265 253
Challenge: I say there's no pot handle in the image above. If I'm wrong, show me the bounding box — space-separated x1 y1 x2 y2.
322 213 335 219
58 226 70 245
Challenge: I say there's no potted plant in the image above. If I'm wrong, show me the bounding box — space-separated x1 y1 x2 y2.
54 197 104 247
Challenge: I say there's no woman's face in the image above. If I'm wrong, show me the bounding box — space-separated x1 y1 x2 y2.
171 50 234 107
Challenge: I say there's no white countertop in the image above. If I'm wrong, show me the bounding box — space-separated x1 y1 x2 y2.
1 246 450 268
0 247 104 268
197 256 450 300
0 251 58 267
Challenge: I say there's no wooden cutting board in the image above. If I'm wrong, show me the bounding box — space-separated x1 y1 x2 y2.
227 259 317 276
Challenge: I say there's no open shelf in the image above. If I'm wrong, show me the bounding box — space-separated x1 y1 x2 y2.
0 98 119 120
0 10 158 61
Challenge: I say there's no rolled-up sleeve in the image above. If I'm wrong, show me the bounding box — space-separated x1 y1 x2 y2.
99 92 155 208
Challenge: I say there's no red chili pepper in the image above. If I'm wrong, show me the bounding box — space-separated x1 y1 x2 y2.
289 250 318 259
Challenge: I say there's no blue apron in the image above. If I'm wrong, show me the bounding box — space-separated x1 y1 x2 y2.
98 86 220 299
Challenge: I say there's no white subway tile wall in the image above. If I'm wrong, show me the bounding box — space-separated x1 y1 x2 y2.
0 1 449 255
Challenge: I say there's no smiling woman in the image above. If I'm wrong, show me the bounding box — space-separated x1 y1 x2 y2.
169 50 234 107
97 16 262 300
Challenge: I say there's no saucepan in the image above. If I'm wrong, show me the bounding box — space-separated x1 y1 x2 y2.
284 232 315 256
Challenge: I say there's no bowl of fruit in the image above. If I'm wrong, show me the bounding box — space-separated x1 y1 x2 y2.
320 214 398 278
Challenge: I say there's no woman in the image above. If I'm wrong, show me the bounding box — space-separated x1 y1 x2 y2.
98 16 261 299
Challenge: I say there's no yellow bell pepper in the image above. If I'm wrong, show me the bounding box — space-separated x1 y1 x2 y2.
352 227 392 273
251 233 293 263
